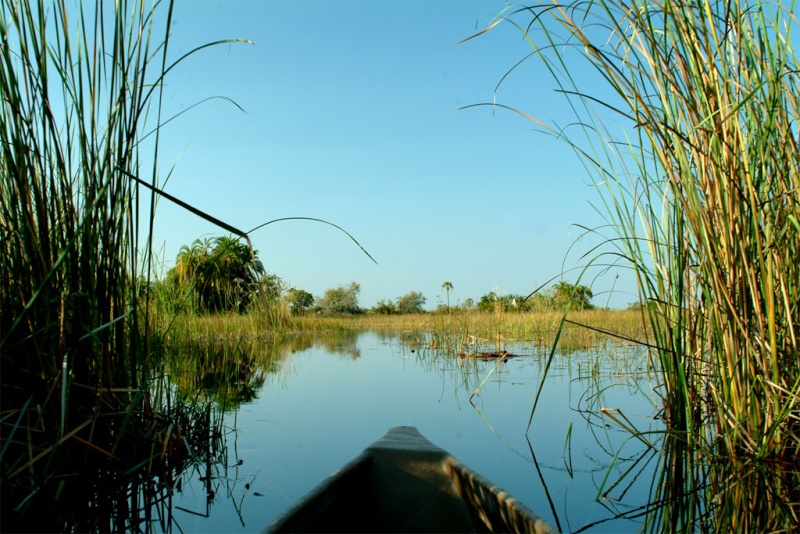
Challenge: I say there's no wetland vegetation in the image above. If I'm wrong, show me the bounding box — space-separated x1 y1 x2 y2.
462 0 800 529
2 0 798 531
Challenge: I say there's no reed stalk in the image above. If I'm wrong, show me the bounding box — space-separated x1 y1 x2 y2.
0 0 247 528
2 1 157 495
478 0 799 461
465 0 799 528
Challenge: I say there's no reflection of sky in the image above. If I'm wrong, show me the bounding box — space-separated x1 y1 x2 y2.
172 332 662 533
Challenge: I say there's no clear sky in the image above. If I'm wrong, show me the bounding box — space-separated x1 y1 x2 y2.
147 0 638 310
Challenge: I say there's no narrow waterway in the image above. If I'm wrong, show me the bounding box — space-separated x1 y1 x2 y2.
168 331 659 533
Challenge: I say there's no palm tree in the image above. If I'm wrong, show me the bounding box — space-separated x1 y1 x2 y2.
442 281 454 313
551 281 594 310
208 236 265 311
174 238 212 286
172 236 265 312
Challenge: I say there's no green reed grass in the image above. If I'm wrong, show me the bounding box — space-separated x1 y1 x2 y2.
476 0 799 459
0 0 248 528
1 1 162 496
466 0 799 528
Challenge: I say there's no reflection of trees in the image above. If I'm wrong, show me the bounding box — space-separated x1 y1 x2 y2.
278 331 362 360
167 337 289 410
313 331 362 360
281 335 317 353
197 357 265 410
166 332 363 412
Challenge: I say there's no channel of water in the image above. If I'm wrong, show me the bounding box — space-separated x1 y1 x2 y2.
163 330 659 533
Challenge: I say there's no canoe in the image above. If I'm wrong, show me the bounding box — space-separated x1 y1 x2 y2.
264 426 558 533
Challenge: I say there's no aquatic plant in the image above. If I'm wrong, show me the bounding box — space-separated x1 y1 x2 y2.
464 0 799 529
0 0 248 529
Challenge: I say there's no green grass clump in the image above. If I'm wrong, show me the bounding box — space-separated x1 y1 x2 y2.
466 0 799 529
0 1 246 529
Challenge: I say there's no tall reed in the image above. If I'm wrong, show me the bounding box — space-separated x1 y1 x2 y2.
2 0 155 480
0 0 244 528
480 0 799 459
466 0 799 527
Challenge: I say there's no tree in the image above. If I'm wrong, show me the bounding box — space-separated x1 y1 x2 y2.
476 291 533 313
396 291 426 314
626 300 645 311
259 273 285 302
477 291 500 312
171 235 266 312
528 293 551 310
286 288 314 315
550 281 594 310
173 238 212 286
372 299 397 315
572 285 594 310
319 282 361 314
441 281 453 313
206 236 266 311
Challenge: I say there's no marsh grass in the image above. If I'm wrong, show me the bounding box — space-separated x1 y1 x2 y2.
0 0 249 529
508 0 797 455
164 308 648 352
466 0 800 528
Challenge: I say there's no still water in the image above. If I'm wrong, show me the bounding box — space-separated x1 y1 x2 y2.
169 331 659 533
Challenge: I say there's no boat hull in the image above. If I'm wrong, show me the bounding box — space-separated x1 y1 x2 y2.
265 426 557 533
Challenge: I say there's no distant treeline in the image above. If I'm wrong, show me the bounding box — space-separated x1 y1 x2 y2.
155 236 599 317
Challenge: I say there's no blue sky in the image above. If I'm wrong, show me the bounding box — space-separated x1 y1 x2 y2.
148 0 638 310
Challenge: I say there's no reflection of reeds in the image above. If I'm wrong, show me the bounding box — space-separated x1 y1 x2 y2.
466 0 799 528
49 400 226 532
642 434 800 532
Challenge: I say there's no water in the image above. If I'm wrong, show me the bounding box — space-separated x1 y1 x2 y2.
167 331 660 533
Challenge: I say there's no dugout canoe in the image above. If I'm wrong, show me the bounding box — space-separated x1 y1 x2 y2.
264 426 558 533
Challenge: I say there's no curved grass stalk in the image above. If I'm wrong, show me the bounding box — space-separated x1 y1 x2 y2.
468 356 508 405
248 217 379 266
600 407 655 449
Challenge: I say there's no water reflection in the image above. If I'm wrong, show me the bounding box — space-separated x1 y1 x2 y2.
41 331 795 532
10 335 281 533
306 331 362 360
4 389 228 533
167 338 277 410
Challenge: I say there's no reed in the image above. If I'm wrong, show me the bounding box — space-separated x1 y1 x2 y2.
466 0 799 528
0 0 246 528
163 308 649 352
